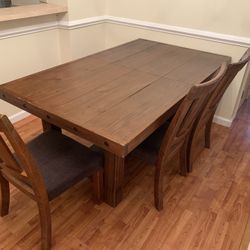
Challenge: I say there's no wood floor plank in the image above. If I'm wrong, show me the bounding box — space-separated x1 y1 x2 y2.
240 219 250 250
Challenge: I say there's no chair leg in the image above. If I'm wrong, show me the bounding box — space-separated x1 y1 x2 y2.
37 201 52 250
205 117 213 149
180 142 188 176
92 169 103 204
0 174 10 217
186 136 193 173
154 163 164 211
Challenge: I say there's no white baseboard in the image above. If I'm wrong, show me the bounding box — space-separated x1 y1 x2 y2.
213 115 233 127
9 111 30 124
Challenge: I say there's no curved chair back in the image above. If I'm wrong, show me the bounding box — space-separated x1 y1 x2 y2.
154 63 228 210
157 63 228 169
199 48 250 129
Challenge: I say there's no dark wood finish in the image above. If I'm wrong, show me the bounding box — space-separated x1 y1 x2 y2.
0 39 230 207
187 48 250 172
104 151 124 206
0 114 52 249
0 172 9 216
204 115 214 148
41 120 61 133
153 63 228 210
0 114 103 249
92 169 104 204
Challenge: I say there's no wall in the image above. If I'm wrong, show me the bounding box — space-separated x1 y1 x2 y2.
67 0 105 21
0 15 60 118
0 0 106 118
106 0 250 38
56 0 106 62
105 0 250 125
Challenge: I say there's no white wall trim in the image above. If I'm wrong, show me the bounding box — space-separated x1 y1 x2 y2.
59 16 106 30
0 21 58 40
105 16 250 47
0 15 250 47
213 115 233 127
9 111 30 124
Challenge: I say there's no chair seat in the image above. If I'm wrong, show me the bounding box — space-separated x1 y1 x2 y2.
133 122 169 165
27 131 103 200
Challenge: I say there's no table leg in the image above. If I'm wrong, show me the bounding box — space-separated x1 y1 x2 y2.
104 151 125 207
41 120 62 133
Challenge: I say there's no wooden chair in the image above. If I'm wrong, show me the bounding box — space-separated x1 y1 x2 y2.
187 48 250 172
0 114 103 250
134 63 228 210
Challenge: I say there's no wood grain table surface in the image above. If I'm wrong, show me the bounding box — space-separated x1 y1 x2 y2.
0 39 231 206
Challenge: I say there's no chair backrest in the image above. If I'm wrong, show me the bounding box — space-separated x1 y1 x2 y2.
0 114 48 201
157 63 228 165
198 48 250 127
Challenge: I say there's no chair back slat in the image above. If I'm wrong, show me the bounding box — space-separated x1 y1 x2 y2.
0 136 22 172
158 63 228 165
0 165 32 187
199 48 250 128
0 114 48 201
1 169 36 200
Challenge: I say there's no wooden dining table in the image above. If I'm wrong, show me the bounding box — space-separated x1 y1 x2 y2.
0 39 230 207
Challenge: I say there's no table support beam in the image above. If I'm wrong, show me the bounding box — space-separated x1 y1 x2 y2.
41 120 62 133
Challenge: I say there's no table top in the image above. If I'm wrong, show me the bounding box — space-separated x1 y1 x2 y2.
0 39 230 157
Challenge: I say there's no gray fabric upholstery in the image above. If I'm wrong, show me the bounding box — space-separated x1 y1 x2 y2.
27 131 103 200
133 122 170 165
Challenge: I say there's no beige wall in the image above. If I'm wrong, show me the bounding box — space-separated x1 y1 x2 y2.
0 21 60 116
56 0 106 62
67 0 105 20
1 0 249 124
106 0 250 37
58 24 106 63
0 0 106 117
47 0 105 21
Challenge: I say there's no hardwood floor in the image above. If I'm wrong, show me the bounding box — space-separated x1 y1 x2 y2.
1 99 250 249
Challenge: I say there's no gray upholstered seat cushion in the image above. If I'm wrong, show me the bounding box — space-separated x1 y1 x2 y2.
133 122 169 165
27 131 103 200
